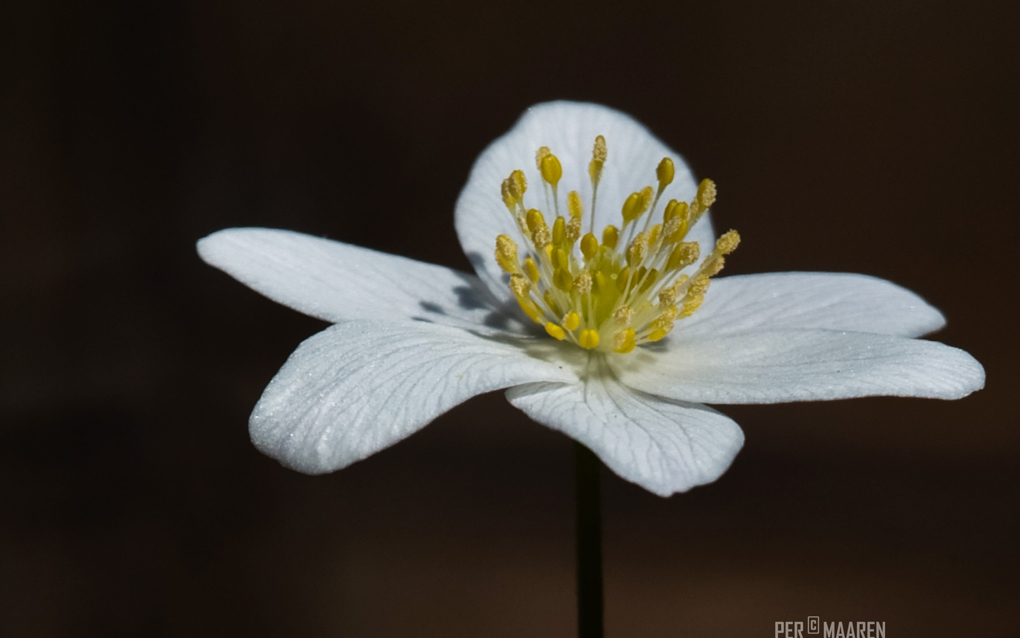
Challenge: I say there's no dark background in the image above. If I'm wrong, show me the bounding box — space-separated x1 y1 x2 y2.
2 0 1017 636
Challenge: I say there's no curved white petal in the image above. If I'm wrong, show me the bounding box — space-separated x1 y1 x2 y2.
612 330 985 404
680 272 946 338
250 320 576 474
198 228 524 332
455 101 716 304
506 359 744 496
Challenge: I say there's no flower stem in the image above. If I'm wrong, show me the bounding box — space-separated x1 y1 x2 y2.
574 441 603 638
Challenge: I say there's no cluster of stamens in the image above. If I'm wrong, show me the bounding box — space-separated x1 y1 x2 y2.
494 135 740 354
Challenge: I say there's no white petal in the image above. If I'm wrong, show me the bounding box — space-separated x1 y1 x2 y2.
251 320 577 474
507 360 744 496
612 330 985 404
680 272 946 338
455 101 715 304
198 228 524 332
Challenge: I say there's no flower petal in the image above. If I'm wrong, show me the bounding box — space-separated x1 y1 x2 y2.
455 101 716 304
250 320 577 474
506 361 744 496
198 228 524 332
680 272 946 338
612 330 985 404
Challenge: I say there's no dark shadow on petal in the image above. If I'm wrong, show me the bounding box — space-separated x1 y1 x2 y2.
419 301 445 315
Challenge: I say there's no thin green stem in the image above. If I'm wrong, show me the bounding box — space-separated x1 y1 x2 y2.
575 441 603 638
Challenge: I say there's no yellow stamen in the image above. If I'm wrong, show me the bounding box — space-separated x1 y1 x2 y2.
656 158 674 192
697 178 716 208
614 328 636 353
524 257 540 283
526 209 547 236
666 242 699 272
602 225 619 249
715 230 740 255
564 311 581 331
647 329 669 342
580 233 599 260
552 216 566 246
621 191 646 223
589 135 606 183
509 273 530 299
553 267 573 291
495 235 518 274
540 153 562 187
545 322 566 340
568 191 583 219
578 329 600 349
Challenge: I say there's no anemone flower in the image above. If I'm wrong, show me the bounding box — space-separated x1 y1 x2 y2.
198 101 984 498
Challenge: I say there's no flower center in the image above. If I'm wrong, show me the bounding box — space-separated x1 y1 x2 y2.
493 136 740 353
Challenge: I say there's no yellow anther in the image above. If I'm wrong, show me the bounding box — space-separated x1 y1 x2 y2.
602 225 619 249
614 328 636 354
574 270 592 295
554 267 574 291
697 178 717 209
533 225 551 249
613 305 633 325
703 256 726 277
639 268 659 292
511 169 526 198
640 186 654 209
526 209 547 235
544 244 553 262
616 266 632 293
666 241 700 272
544 290 562 317
524 257 540 283
663 215 688 244
663 199 679 221
495 235 519 274
578 329 600 349
509 273 530 299
536 146 550 168
648 223 662 247
566 216 582 244
593 271 607 294
593 135 607 163
563 311 581 331
680 295 704 318
656 158 675 191
540 153 563 186
688 275 711 296
621 191 646 223
552 247 569 270
626 233 647 268
715 230 740 255
589 135 607 183
568 191 583 219
552 216 566 246
580 233 599 260
651 305 679 329
501 178 516 211
647 329 669 342
659 286 679 307
545 322 566 340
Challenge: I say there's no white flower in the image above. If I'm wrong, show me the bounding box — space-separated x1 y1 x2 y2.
197 102 984 497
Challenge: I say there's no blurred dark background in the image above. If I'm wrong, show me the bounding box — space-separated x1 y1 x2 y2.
2 0 1017 636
